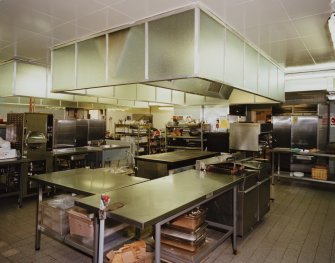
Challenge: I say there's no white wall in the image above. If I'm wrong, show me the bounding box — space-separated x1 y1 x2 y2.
151 106 173 130
204 105 230 131
174 105 202 121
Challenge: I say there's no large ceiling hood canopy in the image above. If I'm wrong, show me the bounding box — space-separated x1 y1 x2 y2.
51 5 284 102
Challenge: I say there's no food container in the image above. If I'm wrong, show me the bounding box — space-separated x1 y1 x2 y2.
170 207 207 231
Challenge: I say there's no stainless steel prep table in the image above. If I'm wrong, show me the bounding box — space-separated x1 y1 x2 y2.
135 150 219 179
0 158 29 207
30 168 148 261
76 169 243 263
53 145 131 169
272 147 335 184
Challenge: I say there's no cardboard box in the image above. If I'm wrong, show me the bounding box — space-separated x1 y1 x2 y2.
67 206 94 238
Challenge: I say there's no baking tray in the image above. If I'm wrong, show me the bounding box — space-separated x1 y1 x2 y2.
161 234 206 252
162 222 207 242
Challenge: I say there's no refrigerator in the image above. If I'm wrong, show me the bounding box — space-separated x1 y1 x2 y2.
272 110 328 172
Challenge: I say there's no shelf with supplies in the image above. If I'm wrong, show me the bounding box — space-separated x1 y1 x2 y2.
271 147 335 185
165 123 210 151
114 123 152 155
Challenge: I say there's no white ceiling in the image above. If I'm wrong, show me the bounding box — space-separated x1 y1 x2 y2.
0 0 333 69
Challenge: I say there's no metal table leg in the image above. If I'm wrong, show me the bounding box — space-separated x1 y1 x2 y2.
35 184 42 250
271 151 275 185
154 223 161 263
96 212 106 263
232 185 237 254
93 217 99 263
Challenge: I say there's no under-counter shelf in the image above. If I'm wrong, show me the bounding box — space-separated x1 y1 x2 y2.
161 227 231 263
273 171 335 185
39 223 135 256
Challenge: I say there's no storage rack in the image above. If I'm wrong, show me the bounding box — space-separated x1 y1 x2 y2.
114 123 151 155
165 123 209 151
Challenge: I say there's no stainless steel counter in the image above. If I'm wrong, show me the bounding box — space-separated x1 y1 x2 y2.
135 150 219 179
52 146 102 156
31 168 145 195
53 145 130 169
135 150 218 163
76 169 243 263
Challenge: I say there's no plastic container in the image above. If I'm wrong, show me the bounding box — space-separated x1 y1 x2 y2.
40 201 70 236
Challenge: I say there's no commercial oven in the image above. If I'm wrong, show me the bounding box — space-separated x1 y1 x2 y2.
6 113 54 194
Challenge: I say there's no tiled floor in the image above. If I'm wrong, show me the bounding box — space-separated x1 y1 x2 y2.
1 181 335 263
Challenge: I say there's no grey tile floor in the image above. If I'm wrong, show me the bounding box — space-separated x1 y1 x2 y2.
1 181 335 262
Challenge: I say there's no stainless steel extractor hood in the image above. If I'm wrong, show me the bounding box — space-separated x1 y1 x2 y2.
51 5 285 102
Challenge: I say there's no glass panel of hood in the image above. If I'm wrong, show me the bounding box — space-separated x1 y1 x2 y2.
268 63 278 99
137 84 156 102
0 61 14 96
244 43 258 93
148 10 195 79
277 69 285 102
52 44 76 92
16 62 47 97
199 10 224 82
258 55 269 97
224 30 244 89
77 35 106 89
108 24 145 85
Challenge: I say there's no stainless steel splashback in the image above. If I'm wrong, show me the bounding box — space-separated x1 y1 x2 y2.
88 119 106 142
53 119 76 148
229 123 261 152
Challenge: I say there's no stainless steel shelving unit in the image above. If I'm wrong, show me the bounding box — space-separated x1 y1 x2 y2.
271 147 335 185
165 123 209 151
115 124 151 155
